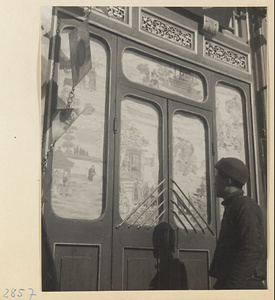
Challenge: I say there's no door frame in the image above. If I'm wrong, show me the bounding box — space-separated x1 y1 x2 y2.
111 83 169 290
167 99 216 290
42 11 118 291
111 36 219 290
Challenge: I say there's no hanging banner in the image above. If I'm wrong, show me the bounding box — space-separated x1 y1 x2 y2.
69 20 92 87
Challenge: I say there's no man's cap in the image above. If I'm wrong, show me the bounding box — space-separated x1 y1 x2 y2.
215 157 249 185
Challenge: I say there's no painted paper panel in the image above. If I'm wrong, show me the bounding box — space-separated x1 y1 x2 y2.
215 84 246 161
119 98 161 227
215 84 246 218
172 113 208 230
122 50 204 102
51 31 107 220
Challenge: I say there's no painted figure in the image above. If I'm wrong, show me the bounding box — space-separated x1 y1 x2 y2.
61 168 72 196
88 165 96 181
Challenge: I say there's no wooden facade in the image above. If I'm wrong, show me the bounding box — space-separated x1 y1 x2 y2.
41 6 268 291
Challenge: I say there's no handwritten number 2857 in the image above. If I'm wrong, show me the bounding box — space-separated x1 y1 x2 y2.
3 289 36 300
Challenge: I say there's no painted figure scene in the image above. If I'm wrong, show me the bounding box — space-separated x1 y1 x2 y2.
50 33 107 220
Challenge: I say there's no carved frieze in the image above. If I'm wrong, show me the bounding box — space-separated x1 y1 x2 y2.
91 6 127 23
140 11 194 50
205 40 248 71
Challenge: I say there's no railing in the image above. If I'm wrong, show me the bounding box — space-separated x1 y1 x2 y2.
116 177 214 235
116 179 166 229
170 178 214 236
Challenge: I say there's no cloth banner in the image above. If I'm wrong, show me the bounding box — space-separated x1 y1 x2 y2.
69 20 92 88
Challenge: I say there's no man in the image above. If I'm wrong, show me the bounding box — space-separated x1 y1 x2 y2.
209 157 266 289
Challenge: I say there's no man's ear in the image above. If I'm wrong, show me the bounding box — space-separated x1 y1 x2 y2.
227 177 232 186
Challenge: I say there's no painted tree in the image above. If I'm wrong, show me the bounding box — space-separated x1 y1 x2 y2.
62 130 76 154
156 63 174 85
173 136 198 176
192 177 207 221
136 63 150 76
216 91 245 160
136 63 150 86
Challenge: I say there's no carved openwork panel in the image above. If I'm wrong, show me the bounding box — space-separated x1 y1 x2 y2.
205 40 248 71
140 10 194 50
91 6 129 23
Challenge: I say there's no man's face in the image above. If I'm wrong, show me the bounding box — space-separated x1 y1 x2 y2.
214 170 229 198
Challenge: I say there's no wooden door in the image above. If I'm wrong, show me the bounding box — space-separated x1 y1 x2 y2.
111 88 217 290
111 35 218 289
167 100 216 290
42 11 117 291
111 84 170 290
